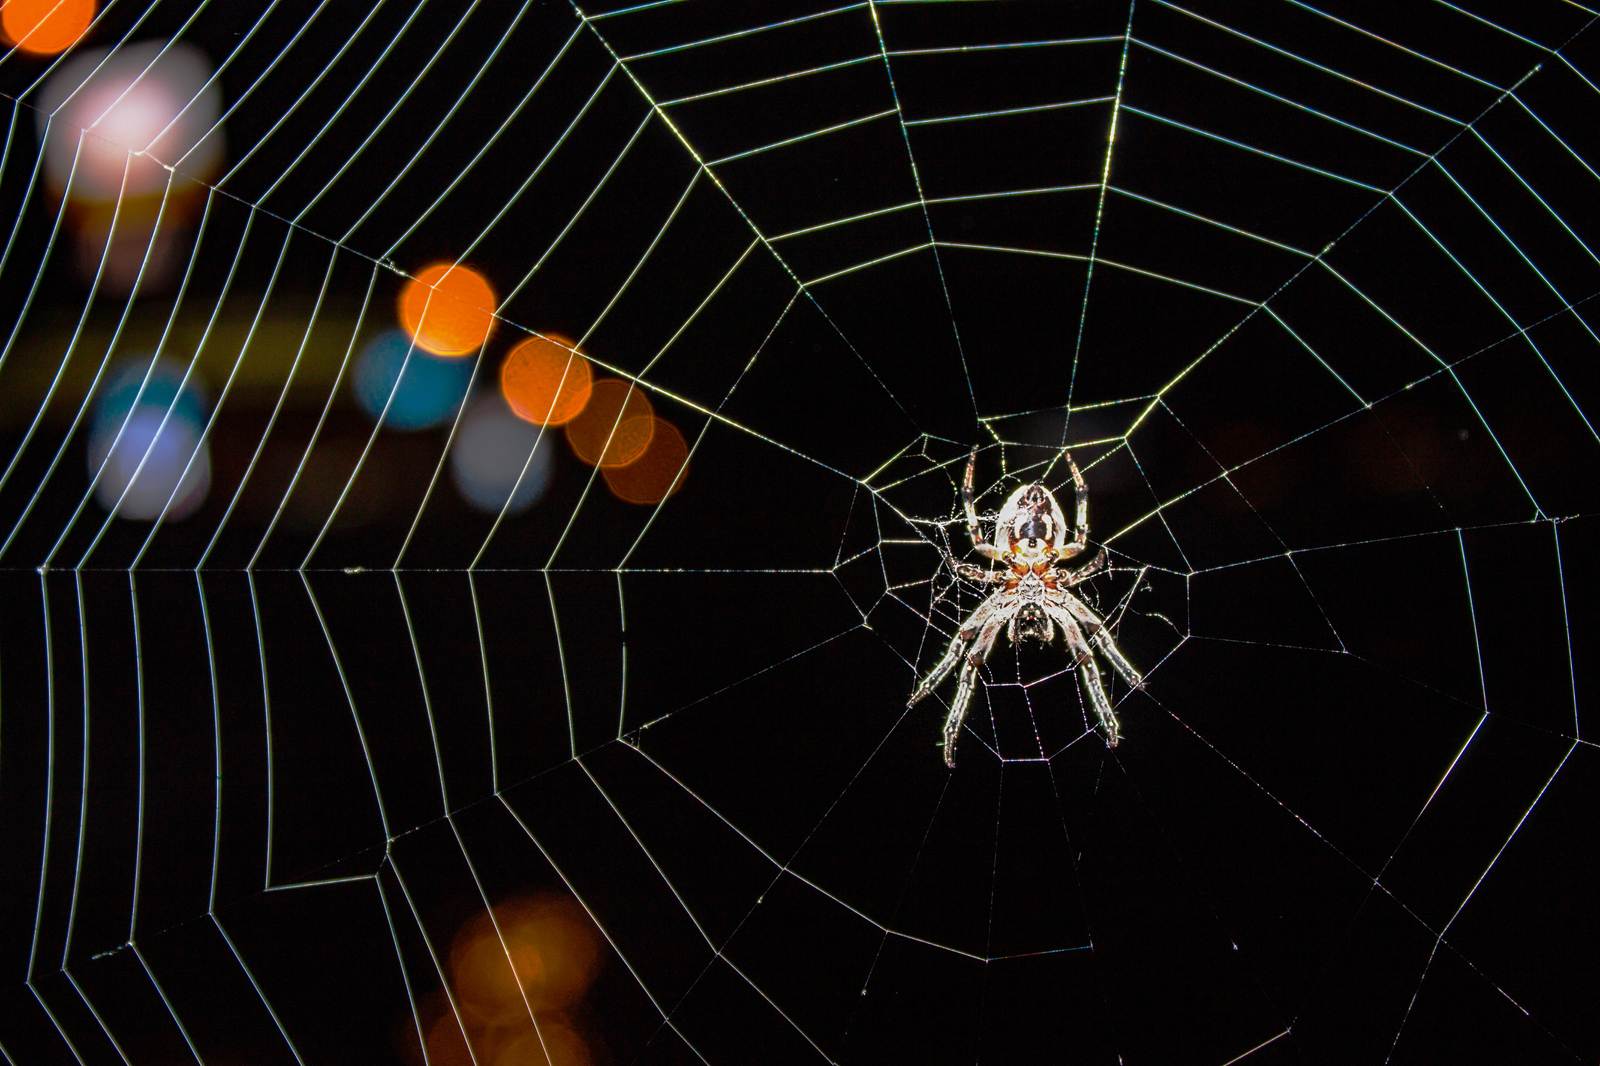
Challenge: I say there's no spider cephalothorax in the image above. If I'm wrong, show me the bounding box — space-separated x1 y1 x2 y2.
908 446 1142 766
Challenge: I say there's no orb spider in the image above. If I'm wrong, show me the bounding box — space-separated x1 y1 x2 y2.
908 447 1142 766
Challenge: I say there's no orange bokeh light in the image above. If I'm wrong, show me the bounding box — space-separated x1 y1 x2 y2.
603 419 689 505
565 379 654 468
451 895 605 1019
399 893 607 1066
2 0 94 55
398 262 497 357
404 894 603 1066
491 1019 592 1066
501 334 593 425
424 1013 473 1066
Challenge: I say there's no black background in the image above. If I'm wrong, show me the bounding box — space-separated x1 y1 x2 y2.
2 1 1598 1063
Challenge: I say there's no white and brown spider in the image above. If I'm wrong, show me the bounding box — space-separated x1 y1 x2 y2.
908 446 1142 766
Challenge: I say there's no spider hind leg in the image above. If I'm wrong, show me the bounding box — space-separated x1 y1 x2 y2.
961 446 1006 563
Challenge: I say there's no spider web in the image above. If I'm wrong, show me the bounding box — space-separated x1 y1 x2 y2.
1 1 1598 1064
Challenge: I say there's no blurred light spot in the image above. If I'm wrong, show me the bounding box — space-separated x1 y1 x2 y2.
424 1013 473 1066
37 39 225 201
36 40 224 293
351 328 473 430
430 893 603 1066
493 1019 591 1065
452 895 603 1015
88 356 209 521
399 262 497 357
603 418 688 505
500 334 592 425
2 0 94 54
565 379 653 468
451 394 554 514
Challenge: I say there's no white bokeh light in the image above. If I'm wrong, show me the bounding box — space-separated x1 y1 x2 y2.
37 39 223 201
36 39 224 293
450 394 555 515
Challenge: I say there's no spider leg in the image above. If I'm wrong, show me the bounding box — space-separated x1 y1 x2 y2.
1048 604 1120 748
1058 546 1109 586
908 596 1000 709
962 446 1006 563
1056 449 1089 561
1061 592 1142 690
947 554 1008 584
942 616 1006 767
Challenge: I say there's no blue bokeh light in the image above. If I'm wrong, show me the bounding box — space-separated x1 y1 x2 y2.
88 357 210 521
351 328 475 431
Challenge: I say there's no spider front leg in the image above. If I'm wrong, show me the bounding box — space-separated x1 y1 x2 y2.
1061 592 1142 691
1047 604 1121 747
908 596 1000 710
908 593 1008 767
940 616 1005 767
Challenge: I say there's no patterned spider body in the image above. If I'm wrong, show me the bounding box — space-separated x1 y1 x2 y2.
908 447 1142 766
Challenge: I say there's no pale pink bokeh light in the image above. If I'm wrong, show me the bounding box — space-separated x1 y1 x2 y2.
36 40 223 292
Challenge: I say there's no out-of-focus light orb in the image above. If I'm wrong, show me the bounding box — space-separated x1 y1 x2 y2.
88 357 209 521
603 418 689 505
500 334 592 425
565 379 653 468
35 39 223 293
424 1013 473 1066
2 0 94 54
351 328 474 430
37 39 224 202
398 262 497 357
493 1019 592 1066
450 394 554 515
450 895 605 1017
406 892 603 1066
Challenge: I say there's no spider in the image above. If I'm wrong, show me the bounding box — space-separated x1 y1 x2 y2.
908 446 1142 767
